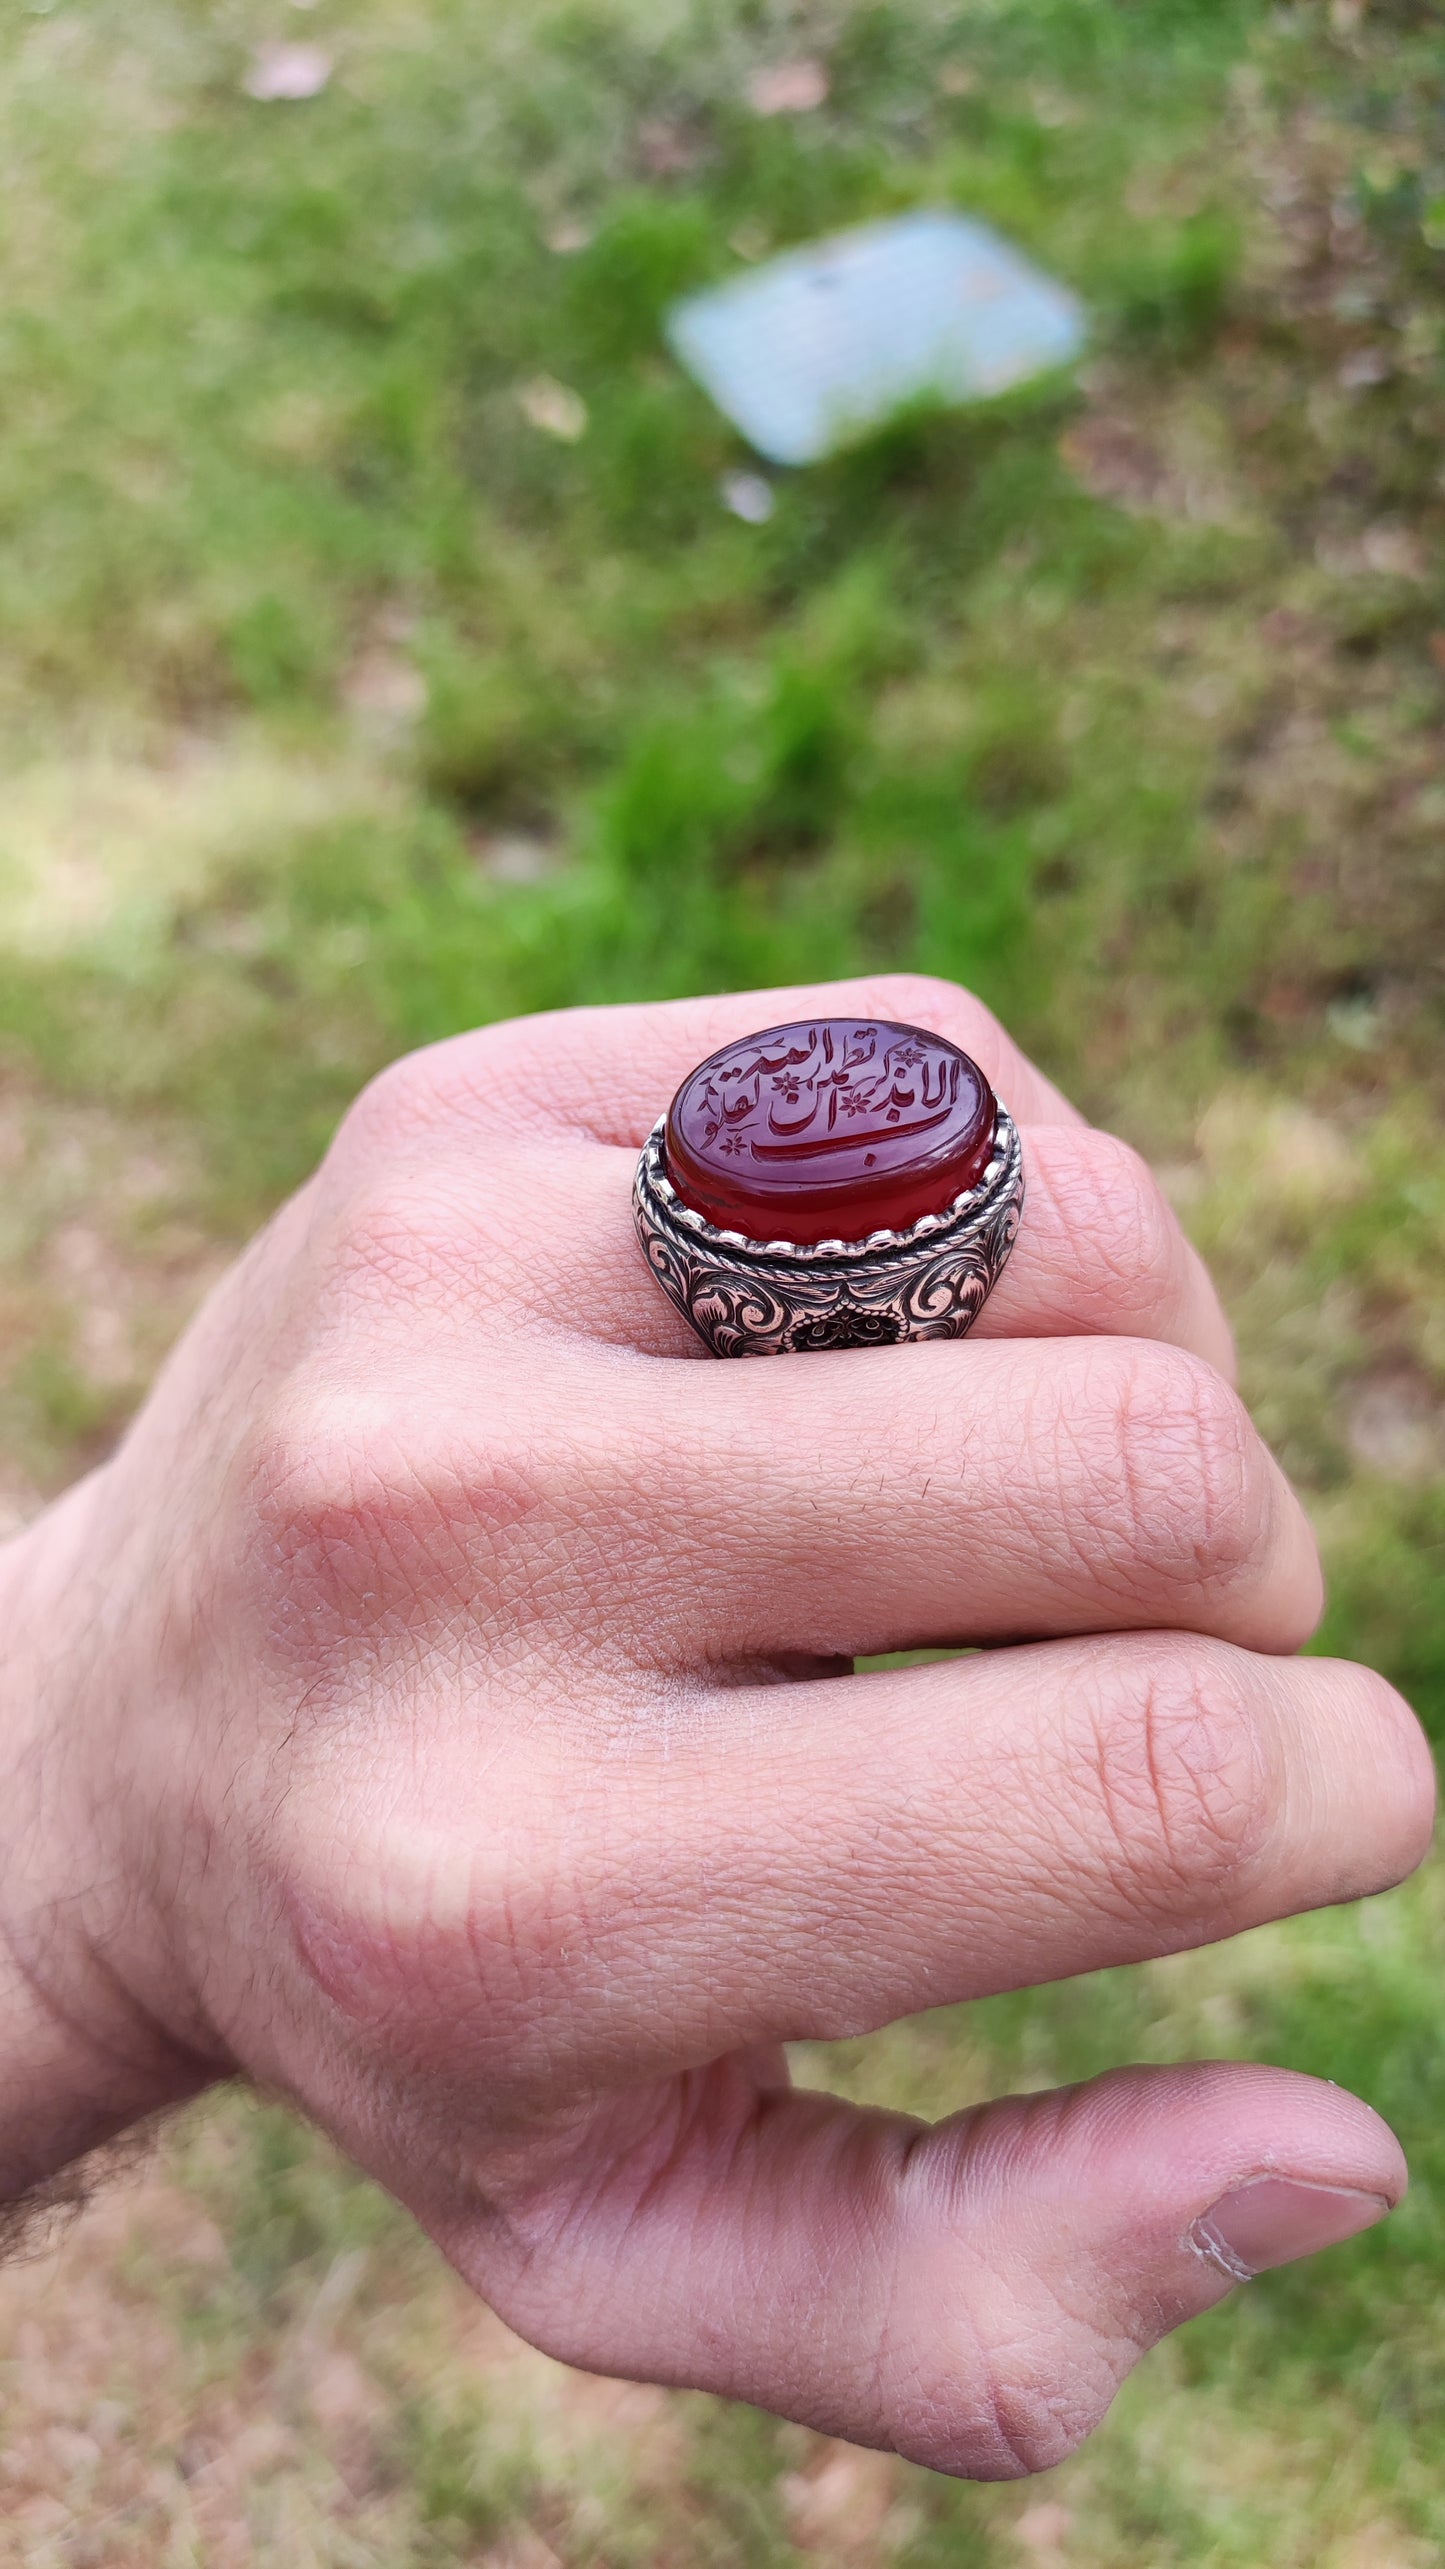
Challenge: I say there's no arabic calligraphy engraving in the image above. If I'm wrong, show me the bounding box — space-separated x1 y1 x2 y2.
665 1019 996 1244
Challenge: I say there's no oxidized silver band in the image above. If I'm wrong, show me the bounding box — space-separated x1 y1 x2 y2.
633 1104 1023 1358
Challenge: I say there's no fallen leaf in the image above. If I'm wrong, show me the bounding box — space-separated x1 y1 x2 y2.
747 58 829 115
472 831 560 886
1338 346 1392 389
1060 416 1170 512
1259 605 1312 647
1029 84 1081 127
1348 1374 1445 1485
720 470 775 523
544 217 593 254
1317 523 1427 579
517 376 588 442
1014 2501 1074 2557
1363 523 1425 576
780 2443 897 2549
243 41 332 99
637 117 701 176
342 643 425 731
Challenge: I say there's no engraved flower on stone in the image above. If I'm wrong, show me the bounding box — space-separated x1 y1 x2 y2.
718 1132 748 1156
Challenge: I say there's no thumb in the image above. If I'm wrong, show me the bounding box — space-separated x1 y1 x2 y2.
449 2057 1402 2478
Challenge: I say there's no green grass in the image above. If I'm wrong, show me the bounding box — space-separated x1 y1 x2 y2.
0 0 1443 2557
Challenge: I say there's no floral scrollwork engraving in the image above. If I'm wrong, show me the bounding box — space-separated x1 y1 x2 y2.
633 1110 1023 1358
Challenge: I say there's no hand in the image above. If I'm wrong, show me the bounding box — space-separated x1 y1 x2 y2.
2 975 1431 2474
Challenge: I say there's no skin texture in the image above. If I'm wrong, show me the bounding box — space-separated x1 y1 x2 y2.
0 973 1434 2476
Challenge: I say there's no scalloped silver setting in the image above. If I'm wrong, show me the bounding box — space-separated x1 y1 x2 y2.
633 1104 1023 1357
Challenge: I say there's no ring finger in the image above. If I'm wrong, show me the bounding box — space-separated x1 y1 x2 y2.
614 1329 1320 1660
515 1118 1234 1374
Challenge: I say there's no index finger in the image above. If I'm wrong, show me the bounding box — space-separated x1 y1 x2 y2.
365 972 1088 1151
333 971 1238 1374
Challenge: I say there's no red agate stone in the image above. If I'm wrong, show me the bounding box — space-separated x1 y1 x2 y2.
664 1018 998 1246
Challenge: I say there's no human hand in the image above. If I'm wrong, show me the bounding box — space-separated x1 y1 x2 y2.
2 974 1431 2474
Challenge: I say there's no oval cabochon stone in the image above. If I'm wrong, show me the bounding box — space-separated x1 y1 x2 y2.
664 1018 998 1246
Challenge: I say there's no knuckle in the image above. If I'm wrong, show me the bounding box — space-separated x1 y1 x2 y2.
1049 1132 1183 1325
277 1783 561 2063
901 2242 1135 2478
860 970 988 1046
245 1371 542 1651
247 1375 390 1544
336 1013 589 1161
245 1376 426 1626
1106 1343 1273 1596
1083 1641 1276 1923
967 2339 1123 2480
244 1356 656 1691
318 1106 492 1318
1339 1663 1436 1876
320 1151 539 1328
328 1162 470 1302
337 1044 457 1157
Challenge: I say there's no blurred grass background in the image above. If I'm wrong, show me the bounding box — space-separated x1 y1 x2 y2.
0 0 1443 2558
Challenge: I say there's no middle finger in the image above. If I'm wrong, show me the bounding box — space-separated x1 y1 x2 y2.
485 1125 1233 1371
292 1634 1431 2090
633 1333 1321 1662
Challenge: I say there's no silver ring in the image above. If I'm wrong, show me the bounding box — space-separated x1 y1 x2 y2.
633 1102 1023 1358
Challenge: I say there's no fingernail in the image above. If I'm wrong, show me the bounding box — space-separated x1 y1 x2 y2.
1192 2178 1391 2282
